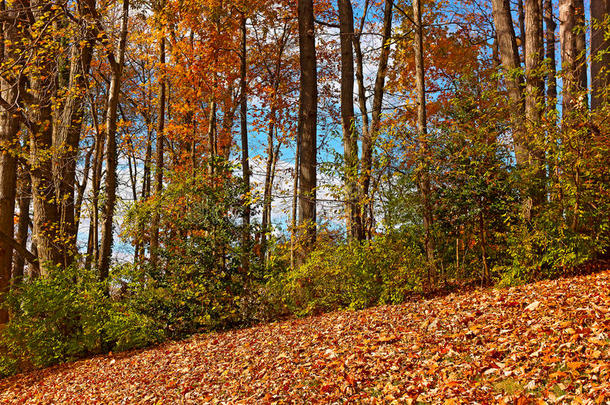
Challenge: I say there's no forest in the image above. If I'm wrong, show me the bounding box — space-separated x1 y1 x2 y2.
0 0 609 388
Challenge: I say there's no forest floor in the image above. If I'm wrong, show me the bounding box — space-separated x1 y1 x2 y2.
1 271 609 404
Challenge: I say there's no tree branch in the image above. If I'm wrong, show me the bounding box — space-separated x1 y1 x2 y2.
0 229 39 274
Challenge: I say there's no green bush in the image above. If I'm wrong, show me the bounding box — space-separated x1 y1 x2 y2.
0 265 167 377
0 266 107 374
277 236 425 316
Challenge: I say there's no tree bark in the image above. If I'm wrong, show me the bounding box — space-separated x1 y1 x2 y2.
544 0 557 105
150 33 166 268
591 0 610 110
559 0 588 115
338 0 362 240
0 24 20 322
239 13 251 272
85 98 106 270
412 0 436 286
491 0 528 167
524 0 547 206
297 0 318 258
98 0 129 280
13 160 31 286
53 0 96 267
359 0 392 238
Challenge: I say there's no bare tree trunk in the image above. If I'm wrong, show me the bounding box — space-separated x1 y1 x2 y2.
73 142 93 241
86 100 106 269
207 99 217 174
544 0 557 105
591 0 610 110
524 0 547 206
338 0 362 241
359 0 392 238
491 0 528 167
53 0 96 267
518 0 527 59
297 0 318 259
30 75 62 273
0 48 20 324
260 120 275 257
559 0 588 115
13 159 31 286
290 131 300 271
98 0 129 280
412 0 436 287
150 34 166 268
239 13 251 272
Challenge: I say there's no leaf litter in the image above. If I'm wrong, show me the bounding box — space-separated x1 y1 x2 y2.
1 271 609 404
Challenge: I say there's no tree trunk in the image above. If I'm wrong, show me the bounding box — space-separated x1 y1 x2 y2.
338 0 362 240
524 0 547 206
0 54 20 324
491 0 528 167
591 0 610 110
86 99 106 270
53 0 96 267
98 0 129 280
544 0 557 105
13 160 31 286
239 14 251 272
559 0 588 114
150 34 166 268
290 131 300 271
359 0 392 238
261 118 275 258
297 0 318 258
412 0 436 287
207 99 217 174
518 0 527 60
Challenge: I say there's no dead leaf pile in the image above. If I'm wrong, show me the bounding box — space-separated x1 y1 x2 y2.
1 271 609 403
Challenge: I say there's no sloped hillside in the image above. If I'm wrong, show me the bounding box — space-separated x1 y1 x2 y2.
1 271 609 404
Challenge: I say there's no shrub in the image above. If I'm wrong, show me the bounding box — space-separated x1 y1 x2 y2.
277 236 425 316
0 266 107 374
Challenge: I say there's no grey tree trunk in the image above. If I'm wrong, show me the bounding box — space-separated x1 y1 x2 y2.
359 0 392 238
412 0 436 286
13 159 31 286
297 0 318 258
544 0 557 105
559 0 588 114
150 34 166 268
491 0 528 167
524 0 547 207
338 0 362 240
591 0 610 110
53 0 96 267
239 14 251 272
0 50 20 324
98 0 129 280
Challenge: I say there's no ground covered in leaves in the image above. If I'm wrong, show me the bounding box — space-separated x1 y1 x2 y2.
1 271 609 404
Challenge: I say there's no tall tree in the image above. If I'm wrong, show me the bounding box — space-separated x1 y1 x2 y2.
524 0 546 206
98 0 130 280
150 30 166 267
53 0 97 266
297 0 318 256
357 0 393 239
559 0 588 115
490 0 528 167
591 0 610 110
338 0 362 240
29 0 64 271
412 0 436 285
0 2 21 322
239 12 251 272
544 0 557 105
